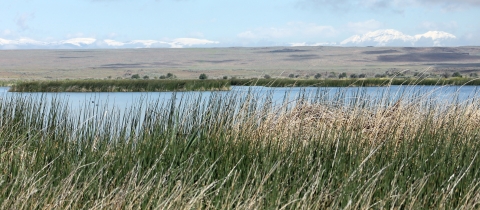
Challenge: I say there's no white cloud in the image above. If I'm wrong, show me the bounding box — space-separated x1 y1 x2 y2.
418 21 458 32
238 28 291 40
107 32 119 39
461 31 480 46
296 0 413 12
3 29 13 36
416 0 480 10
16 13 35 31
347 19 383 34
297 0 479 12
288 22 338 37
187 32 205 38
66 33 87 39
237 22 337 41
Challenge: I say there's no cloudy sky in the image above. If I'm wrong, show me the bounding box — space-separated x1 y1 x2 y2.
1 0 479 48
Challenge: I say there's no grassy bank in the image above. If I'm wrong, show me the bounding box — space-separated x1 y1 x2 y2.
9 79 231 92
231 77 480 87
0 80 20 87
9 77 480 92
1 87 480 209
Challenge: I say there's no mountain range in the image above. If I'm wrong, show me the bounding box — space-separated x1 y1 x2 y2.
340 29 457 46
0 37 219 49
0 30 458 49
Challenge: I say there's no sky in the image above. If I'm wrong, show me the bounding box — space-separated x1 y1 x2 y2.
1 0 480 48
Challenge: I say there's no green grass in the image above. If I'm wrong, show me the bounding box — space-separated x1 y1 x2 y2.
1 86 480 209
9 77 480 93
9 79 231 92
231 77 480 87
0 80 20 87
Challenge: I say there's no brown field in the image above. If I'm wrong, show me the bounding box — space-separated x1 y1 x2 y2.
1 46 480 80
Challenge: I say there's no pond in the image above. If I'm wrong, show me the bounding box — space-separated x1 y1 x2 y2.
2 85 478 139
1 85 479 110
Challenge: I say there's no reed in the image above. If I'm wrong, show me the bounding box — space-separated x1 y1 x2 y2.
1 86 480 209
9 79 231 92
230 77 480 87
9 77 480 93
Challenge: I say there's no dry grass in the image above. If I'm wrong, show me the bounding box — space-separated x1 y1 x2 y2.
1 47 480 80
1 86 480 209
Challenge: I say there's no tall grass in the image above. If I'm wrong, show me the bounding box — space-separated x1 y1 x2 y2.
9 77 480 93
1 86 480 209
9 79 231 92
0 80 20 87
231 77 480 87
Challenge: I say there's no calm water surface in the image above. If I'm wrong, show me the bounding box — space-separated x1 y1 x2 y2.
1 85 479 111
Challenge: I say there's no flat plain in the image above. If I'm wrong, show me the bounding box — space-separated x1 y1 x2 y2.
1 46 480 80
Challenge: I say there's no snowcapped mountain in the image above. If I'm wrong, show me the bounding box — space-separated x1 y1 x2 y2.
0 38 48 48
0 37 219 49
168 38 219 48
104 39 125 47
414 31 457 46
341 29 457 46
57 38 97 47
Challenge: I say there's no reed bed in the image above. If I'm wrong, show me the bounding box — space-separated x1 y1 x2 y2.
9 79 231 92
9 77 480 93
1 86 480 209
231 77 480 87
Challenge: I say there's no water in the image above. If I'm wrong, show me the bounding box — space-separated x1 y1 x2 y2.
1 85 479 111
2 85 478 139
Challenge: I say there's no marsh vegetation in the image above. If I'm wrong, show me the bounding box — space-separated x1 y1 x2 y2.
1 86 480 209
9 79 231 92
8 77 480 92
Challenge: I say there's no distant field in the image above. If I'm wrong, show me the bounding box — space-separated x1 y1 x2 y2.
1 46 480 80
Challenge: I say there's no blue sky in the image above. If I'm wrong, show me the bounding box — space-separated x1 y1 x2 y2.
1 0 479 48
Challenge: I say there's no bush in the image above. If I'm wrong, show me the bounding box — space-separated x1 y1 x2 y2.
223 76 228 80
264 74 271 79
350 74 358 79
339 72 347 79
166 73 175 78
199 73 208 80
452 72 462 78
131 74 140 79
288 74 295 78
143 75 149 80
328 72 337 78
314 73 322 79
359 74 367 78
159 75 166 79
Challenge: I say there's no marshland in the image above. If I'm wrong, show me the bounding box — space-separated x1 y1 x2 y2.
1 84 480 209
8 77 480 92
2 47 480 209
